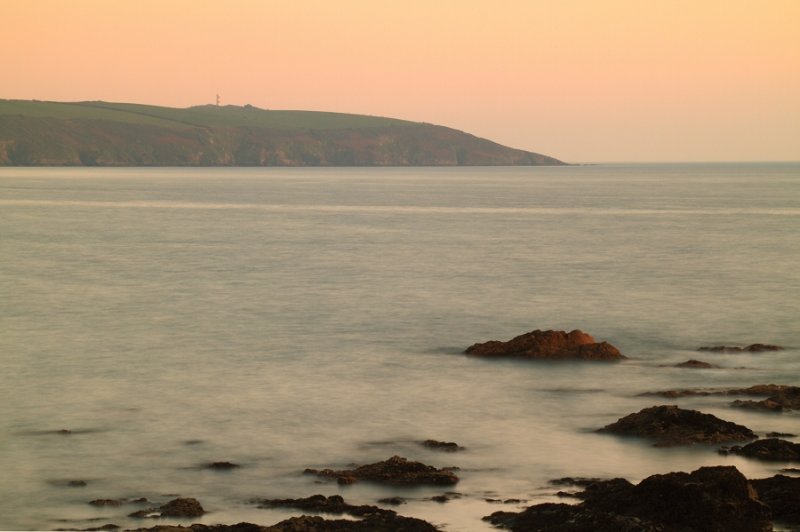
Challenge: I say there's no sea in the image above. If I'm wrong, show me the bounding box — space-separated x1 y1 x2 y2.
1 163 798 531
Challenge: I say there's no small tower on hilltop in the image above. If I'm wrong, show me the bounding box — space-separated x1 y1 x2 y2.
215 94 221 106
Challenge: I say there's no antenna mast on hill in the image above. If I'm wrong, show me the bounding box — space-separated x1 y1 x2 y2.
216 94 221 106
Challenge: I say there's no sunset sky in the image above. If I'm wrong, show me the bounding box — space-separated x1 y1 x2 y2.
4 0 799 162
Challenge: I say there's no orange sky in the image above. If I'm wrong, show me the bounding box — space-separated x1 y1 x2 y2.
4 0 799 162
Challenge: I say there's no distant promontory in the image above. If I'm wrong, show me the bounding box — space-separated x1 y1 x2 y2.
0 100 564 167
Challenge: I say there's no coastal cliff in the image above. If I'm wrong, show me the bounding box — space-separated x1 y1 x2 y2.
0 100 564 167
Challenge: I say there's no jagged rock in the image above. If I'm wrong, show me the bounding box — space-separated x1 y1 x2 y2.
699 344 783 353
485 466 771 532
129 498 205 519
303 455 458 486
725 439 800 462
597 405 757 446
731 386 800 412
465 329 625 361
419 440 464 452
257 494 391 517
751 475 800 526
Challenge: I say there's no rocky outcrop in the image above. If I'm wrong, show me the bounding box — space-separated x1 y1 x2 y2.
129 498 205 519
465 329 625 361
597 405 757 446
303 455 458 486
723 438 800 462
731 386 800 412
699 344 783 353
752 475 800 526
484 466 772 532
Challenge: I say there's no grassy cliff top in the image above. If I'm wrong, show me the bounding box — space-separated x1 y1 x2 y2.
0 99 416 130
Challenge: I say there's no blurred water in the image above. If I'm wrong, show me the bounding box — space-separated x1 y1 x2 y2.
1 164 798 531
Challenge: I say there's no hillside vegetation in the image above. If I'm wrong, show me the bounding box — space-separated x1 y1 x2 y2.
0 100 564 166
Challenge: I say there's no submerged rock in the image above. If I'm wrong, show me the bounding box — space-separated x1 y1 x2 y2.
699 344 783 353
485 466 771 532
641 383 793 399
129 498 205 519
304 455 458 486
597 405 757 446
419 439 464 452
672 359 717 369
206 461 241 470
465 329 625 361
724 438 800 462
257 494 391 517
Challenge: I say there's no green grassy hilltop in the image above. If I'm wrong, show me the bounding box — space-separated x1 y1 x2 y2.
0 99 564 166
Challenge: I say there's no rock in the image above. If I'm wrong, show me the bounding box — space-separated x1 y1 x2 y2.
56 525 120 531
731 386 800 412
206 461 241 470
699 344 783 353
597 405 757 446
641 383 793 399
303 455 458 486
257 494 391 517
262 514 439 532
89 499 124 507
377 496 406 505
68 480 88 487
129 498 205 519
419 440 464 452
766 432 797 438
751 475 800 526
726 439 800 462
485 466 771 532
781 468 800 474
465 329 625 361
548 477 606 487
673 359 716 368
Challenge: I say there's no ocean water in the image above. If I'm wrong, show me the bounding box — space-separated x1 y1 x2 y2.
0 164 798 531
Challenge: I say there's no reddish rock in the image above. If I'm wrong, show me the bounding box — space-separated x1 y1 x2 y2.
303 455 458 486
731 386 800 412
597 405 757 447
465 329 625 361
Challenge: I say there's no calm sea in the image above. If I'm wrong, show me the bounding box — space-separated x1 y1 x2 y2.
1 164 798 531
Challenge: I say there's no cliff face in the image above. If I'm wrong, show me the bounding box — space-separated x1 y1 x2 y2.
0 100 564 166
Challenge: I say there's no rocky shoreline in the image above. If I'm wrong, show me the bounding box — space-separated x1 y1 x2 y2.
50 330 798 531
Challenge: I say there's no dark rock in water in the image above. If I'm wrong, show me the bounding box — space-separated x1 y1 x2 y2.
641 383 794 399
257 494 391 517
673 359 716 369
597 405 757 446
303 455 459 486
419 439 464 452
766 432 797 438
485 466 771 532
206 461 241 470
125 523 267 532
377 496 406 505
465 329 625 361
781 468 800 474
129 498 205 518
726 439 800 462
548 477 606 488
699 343 783 353
89 499 124 507
68 480 88 487
751 475 800 526
56 525 120 531
731 386 800 412
263 514 439 532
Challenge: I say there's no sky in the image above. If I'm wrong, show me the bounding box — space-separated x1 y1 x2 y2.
4 0 799 162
